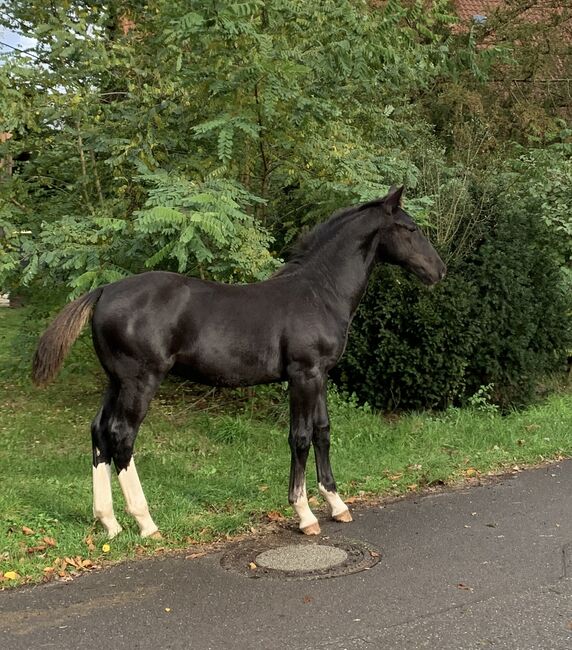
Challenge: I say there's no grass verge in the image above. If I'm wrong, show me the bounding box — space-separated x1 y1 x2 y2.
1 306 571 587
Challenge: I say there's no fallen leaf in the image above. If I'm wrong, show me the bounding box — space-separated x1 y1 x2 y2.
407 484 418 491
308 496 319 506
456 583 474 592
43 536 56 547
267 511 285 522
22 526 35 536
65 556 85 569
344 496 358 504
249 562 257 570
85 535 96 552
165 608 171 613
388 474 403 481
258 485 269 492
26 544 47 554
303 595 313 604
185 552 207 560
464 468 477 477
4 571 20 580
43 567 54 574
370 551 381 558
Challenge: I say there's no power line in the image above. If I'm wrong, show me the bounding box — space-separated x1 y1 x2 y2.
0 39 39 59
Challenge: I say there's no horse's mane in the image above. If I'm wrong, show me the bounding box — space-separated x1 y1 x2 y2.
274 199 383 276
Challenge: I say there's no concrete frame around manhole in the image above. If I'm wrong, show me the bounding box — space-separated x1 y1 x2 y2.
220 535 381 581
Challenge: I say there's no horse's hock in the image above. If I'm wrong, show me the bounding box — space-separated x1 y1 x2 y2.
220 532 381 581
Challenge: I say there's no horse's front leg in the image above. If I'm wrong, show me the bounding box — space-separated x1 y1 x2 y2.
313 381 352 523
288 370 322 535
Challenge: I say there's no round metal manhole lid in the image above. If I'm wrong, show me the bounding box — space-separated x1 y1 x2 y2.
256 544 348 572
220 534 381 581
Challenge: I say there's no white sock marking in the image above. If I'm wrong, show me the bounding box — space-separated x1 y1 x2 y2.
117 458 158 537
318 483 349 517
92 461 123 538
293 483 319 530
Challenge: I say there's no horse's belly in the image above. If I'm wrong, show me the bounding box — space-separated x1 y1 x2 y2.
172 338 284 387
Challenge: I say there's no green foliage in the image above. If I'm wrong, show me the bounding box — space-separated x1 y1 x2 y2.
499 137 572 284
0 0 456 294
335 173 572 410
333 268 477 410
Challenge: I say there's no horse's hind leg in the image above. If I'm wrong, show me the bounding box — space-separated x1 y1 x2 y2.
313 383 352 523
288 370 322 535
91 385 122 538
109 374 163 538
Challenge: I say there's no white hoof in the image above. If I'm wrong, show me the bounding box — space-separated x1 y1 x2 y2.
103 520 123 539
301 521 321 535
140 526 160 539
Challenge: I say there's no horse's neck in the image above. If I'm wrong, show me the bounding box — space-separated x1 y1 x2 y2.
305 218 380 322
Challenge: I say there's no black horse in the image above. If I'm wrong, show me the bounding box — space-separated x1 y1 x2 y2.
33 186 446 538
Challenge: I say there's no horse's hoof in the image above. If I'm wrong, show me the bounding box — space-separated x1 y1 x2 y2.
333 509 353 523
301 522 321 535
105 523 123 539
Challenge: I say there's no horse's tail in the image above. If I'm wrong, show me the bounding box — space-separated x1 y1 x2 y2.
32 287 104 387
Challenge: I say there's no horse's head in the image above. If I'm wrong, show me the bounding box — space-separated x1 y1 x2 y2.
375 186 446 286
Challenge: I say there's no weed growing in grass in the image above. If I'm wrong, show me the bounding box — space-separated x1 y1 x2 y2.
467 384 500 415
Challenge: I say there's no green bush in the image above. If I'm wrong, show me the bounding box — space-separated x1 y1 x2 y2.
334 191 572 411
332 267 476 410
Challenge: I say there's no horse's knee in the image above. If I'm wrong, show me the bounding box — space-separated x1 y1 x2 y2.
313 421 330 444
289 430 312 453
108 419 136 471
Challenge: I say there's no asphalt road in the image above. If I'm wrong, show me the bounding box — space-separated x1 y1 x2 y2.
2 461 572 649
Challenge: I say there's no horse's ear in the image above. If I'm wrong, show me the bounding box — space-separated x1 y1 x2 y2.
385 185 404 212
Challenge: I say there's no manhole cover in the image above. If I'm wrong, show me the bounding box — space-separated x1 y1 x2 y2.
220 534 381 581
256 544 348 571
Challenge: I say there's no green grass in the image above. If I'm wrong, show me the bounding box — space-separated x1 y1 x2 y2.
1 306 571 587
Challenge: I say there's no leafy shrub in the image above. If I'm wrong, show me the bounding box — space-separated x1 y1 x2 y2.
334 186 572 410
332 267 476 410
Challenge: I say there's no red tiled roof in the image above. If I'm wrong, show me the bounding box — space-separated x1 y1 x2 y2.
453 0 571 26
453 0 503 23
451 1 572 54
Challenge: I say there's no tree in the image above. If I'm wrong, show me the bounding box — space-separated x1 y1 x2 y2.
0 0 454 294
